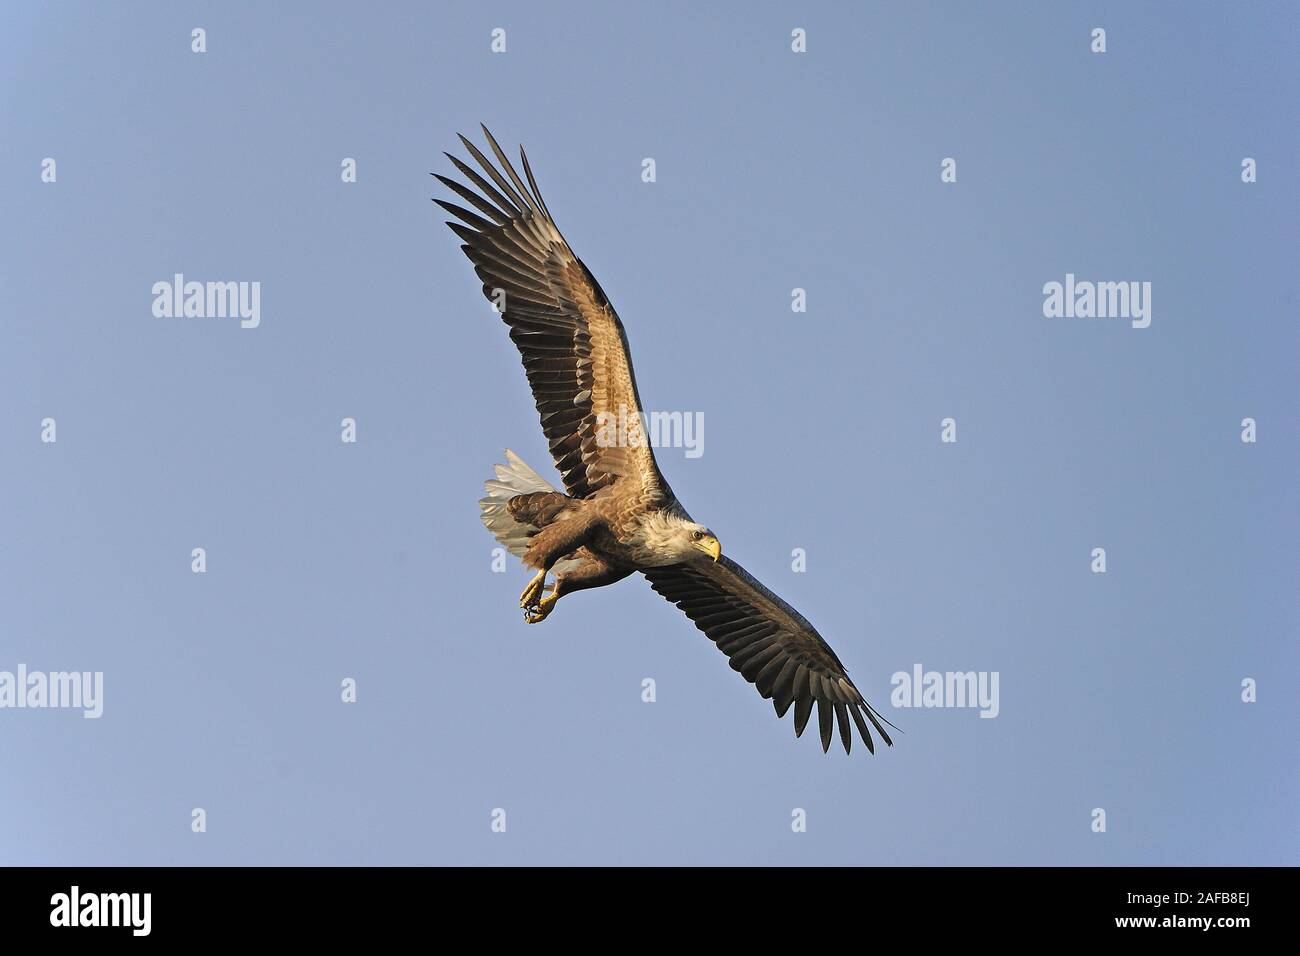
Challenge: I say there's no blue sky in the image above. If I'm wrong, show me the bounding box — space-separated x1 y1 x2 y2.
0 1 1295 865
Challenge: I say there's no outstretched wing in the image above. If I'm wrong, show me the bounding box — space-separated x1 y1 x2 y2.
643 557 895 755
437 126 668 502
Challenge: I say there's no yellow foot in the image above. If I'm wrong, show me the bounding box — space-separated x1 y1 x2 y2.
519 570 547 609
524 593 558 624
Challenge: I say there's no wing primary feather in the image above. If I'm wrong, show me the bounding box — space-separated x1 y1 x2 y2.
434 174 511 224
816 699 833 753
834 702 852 754
446 149 521 218
850 705 877 754
754 655 787 698
480 125 539 215
462 130 530 215
792 666 810 701
793 697 813 738
863 703 896 747
435 200 496 233
519 146 553 220
771 659 799 708
773 691 795 719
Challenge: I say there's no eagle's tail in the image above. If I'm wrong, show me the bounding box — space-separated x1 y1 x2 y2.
479 449 559 559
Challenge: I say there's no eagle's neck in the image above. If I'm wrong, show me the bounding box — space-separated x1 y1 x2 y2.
626 509 697 566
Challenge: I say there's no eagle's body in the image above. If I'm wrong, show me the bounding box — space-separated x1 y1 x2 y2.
438 127 894 755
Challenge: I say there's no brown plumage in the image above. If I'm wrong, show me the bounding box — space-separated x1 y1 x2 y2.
439 126 895 755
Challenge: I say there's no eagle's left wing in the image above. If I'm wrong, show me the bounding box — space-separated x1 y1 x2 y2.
643 557 895 755
436 126 669 505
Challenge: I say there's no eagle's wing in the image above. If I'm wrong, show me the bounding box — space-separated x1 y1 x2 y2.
437 126 668 502
643 556 895 755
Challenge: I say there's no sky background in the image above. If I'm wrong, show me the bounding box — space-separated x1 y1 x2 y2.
1 1 1295 866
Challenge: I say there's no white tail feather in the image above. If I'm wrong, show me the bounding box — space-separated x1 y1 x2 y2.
479 449 559 559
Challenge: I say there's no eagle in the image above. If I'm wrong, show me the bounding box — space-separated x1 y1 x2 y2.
436 127 895 755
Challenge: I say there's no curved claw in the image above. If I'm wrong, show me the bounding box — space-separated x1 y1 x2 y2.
519 570 547 609
524 593 558 624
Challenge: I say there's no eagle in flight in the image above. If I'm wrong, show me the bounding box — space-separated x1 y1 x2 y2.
436 127 894 755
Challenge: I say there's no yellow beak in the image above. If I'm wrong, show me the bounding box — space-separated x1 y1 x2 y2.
697 535 721 562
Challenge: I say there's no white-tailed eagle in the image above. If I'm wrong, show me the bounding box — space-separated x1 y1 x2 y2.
436 127 894 755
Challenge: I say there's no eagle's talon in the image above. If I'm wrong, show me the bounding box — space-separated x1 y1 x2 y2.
519 570 547 609
524 593 558 624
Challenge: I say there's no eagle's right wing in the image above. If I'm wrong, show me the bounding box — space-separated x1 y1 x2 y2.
437 126 669 504
643 556 896 755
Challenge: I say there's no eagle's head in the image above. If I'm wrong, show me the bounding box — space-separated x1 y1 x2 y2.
685 524 722 563
671 520 722 563
637 512 722 564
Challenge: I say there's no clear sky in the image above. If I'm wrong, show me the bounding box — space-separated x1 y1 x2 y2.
1 1 1295 865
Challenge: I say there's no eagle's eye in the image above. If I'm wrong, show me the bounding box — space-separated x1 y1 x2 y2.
691 530 704 541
